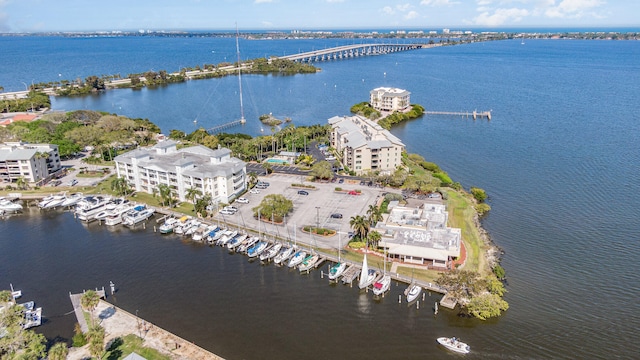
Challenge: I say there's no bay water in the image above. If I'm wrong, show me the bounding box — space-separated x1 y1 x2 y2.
1 36 639 359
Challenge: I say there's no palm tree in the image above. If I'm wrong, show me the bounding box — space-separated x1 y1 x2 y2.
47 342 69 360
111 177 130 197
86 324 105 359
185 187 202 212
367 230 382 249
247 171 258 186
15 175 28 190
349 215 370 241
366 204 383 226
157 184 174 207
80 290 100 325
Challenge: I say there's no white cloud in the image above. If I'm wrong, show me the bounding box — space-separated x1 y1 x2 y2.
396 3 412 12
326 0 345 2
420 0 458 6
261 21 273 27
382 6 395 15
473 7 529 25
405 10 420 19
254 0 273 3
544 0 605 18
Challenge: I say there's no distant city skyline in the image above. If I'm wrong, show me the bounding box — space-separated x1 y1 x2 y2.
0 0 638 33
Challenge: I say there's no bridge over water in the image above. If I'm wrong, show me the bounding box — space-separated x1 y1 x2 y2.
276 43 438 63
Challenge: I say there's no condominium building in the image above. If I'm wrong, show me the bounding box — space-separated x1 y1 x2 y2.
114 140 246 204
329 115 405 175
373 201 462 268
0 142 62 184
369 87 411 112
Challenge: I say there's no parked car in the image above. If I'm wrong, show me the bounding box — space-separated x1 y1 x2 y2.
249 189 260 194
256 184 268 189
69 179 78 186
297 190 309 195
236 197 249 204
224 206 238 212
257 181 270 186
220 209 236 215
338 178 344 184
330 213 343 219
348 190 360 195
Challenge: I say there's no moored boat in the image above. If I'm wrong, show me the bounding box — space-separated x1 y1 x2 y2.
328 262 347 281
405 284 422 303
358 253 378 289
122 205 154 226
0 198 23 213
237 236 258 253
437 337 470 354
273 246 294 265
298 253 320 272
158 217 179 234
260 242 282 261
75 196 112 221
372 275 391 296
59 192 83 207
247 240 268 258
287 250 307 268
225 233 246 249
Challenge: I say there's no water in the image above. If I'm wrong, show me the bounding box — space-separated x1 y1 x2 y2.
2 36 640 359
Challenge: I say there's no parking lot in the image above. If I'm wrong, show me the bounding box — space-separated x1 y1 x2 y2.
214 173 386 249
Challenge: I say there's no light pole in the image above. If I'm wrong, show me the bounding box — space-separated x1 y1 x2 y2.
135 309 141 338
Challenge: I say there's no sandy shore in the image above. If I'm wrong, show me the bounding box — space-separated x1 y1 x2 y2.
67 300 223 360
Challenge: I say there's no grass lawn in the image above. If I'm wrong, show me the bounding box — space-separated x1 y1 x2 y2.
104 334 171 360
444 188 490 275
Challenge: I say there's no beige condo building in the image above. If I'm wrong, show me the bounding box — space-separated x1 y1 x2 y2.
329 115 405 175
369 87 411 112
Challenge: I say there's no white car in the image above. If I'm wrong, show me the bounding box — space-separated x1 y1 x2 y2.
236 197 249 204
219 209 236 215
224 206 238 212
249 189 260 194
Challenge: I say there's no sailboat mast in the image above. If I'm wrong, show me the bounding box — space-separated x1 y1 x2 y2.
235 24 246 124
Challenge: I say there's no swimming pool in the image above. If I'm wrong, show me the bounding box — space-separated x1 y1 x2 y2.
265 158 289 165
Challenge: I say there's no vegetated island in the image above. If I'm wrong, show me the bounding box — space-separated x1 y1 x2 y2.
259 113 292 126
350 101 425 130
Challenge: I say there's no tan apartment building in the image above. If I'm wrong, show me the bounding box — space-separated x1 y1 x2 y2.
369 87 411 112
329 115 404 175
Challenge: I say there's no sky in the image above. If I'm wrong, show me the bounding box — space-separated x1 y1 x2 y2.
0 0 637 33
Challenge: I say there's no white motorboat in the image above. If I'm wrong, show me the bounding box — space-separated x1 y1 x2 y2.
23 306 42 329
237 236 258 253
405 284 422 303
158 217 179 234
247 241 268 258
273 246 294 265
103 203 135 226
75 196 112 221
174 218 197 235
184 220 201 236
192 224 216 242
437 337 470 354
372 275 391 296
358 253 378 289
207 229 225 244
288 250 307 268
0 198 23 213
217 230 238 246
122 205 154 226
260 242 282 261
94 198 130 220
40 194 67 209
59 193 83 207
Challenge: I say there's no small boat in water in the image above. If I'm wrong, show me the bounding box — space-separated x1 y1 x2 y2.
273 246 294 265
23 306 42 329
260 242 282 261
59 193 83 207
237 236 258 253
328 262 347 281
226 233 246 250
0 198 23 213
298 253 320 272
247 240 268 258
405 284 422 303
437 337 470 354
122 205 154 226
40 194 67 209
288 250 307 268
158 217 179 234
358 253 378 289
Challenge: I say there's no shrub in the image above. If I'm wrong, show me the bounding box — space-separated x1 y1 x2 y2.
348 241 366 249
470 187 488 202
335 187 342 191
433 171 452 185
72 323 87 347
493 264 506 280
476 203 491 215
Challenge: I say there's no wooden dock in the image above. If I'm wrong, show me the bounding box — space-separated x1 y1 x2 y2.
341 265 361 286
69 288 106 332
424 110 491 120
206 118 246 134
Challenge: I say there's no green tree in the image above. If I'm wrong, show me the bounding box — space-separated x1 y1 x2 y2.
310 160 333 180
367 230 382 249
470 187 488 202
0 290 12 302
0 304 47 359
466 293 509 320
80 290 100 325
157 184 176 208
349 215 370 242
366 204 383 226
252 194 293 223
195 194 212 217
86 324 105 359
111 177 131 197
15 176 28 190
47 342 69 360
185 187 202 212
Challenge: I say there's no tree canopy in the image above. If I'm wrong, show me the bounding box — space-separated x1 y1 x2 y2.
252 194 293 223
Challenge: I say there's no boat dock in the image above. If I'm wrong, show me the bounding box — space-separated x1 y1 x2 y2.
69 288 106 332
424 110 491 120
206 118 246 134
340 265 361 286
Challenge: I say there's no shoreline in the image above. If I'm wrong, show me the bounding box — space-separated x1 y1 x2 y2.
67 300 224 360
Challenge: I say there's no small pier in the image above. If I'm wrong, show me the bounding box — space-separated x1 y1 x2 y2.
341 265 361 286
206 118 246 134
424 110 491 120
69 287 106 332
